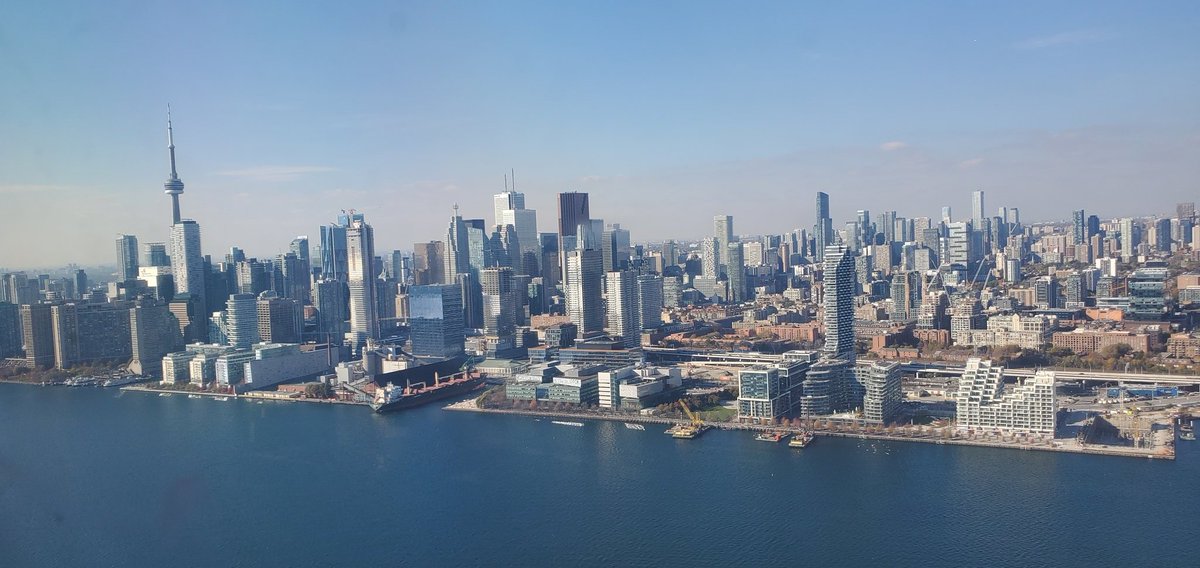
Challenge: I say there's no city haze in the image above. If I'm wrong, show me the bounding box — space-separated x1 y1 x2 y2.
1 1 1198 267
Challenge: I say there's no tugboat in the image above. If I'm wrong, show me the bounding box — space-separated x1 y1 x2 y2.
1181 421 1195 441
788 431 815 448
754 431 786 443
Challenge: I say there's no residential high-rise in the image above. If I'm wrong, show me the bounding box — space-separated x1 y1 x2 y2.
859 360 901 423
128 298 184 376
409 284 465 358
889 271 922 322
21 303 55 369
225 293 260 348
345 216 378 348
822 245 856 362
565 248 604 336
1072 209 1086 244
946 222 971 267
169 220 206 335
726 241 746 303
1119 218 1136 259
0 302 21 358
605 270 641 348
258 294 303 344
51 302 132 370
701 237 719 278
116 235 139 281
971 190 985 226
955 358 1055 435
636 274 664 330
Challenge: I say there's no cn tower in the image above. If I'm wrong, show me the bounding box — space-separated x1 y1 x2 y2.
163 105 185 224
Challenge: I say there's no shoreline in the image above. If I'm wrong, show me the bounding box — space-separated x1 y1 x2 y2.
0 380 1176 459
120 384 369 405
445 400 1177 460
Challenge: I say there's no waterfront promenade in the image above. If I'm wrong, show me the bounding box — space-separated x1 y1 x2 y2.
445 399 1177 460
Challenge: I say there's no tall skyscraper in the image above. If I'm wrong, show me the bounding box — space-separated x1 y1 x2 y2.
116 235 139 281
565 248 604 335
1072 209 1086 244
480 267 517 339
493 190 526 227
346 216 378 348
605 270 641 348
714 215 733 276
971 190 985 226
815 192 832 262
445 205 472 284
822 245 856 362
557 192 591 243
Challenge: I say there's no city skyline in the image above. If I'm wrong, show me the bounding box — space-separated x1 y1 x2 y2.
3 2 1199 268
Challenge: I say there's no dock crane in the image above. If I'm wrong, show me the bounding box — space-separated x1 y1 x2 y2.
667 399 708 439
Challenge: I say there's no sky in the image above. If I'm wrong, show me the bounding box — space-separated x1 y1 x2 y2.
1 1 1198 269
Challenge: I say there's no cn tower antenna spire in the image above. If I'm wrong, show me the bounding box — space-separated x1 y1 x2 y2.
163 104 186 224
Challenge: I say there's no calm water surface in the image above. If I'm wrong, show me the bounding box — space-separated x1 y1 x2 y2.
1 383 1195 567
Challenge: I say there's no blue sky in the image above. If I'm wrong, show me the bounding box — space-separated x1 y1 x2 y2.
1 1 1198 268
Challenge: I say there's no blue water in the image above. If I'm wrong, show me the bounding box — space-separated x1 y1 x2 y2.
1 383 1196 567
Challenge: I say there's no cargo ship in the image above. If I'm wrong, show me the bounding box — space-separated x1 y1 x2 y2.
371 356 483 413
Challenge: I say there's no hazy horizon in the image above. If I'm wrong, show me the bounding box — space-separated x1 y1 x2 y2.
3 1 1198 268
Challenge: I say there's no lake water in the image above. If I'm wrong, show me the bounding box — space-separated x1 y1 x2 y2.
1 383 1195 567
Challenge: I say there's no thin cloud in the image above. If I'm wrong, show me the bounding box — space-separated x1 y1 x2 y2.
216 165 336 182
0 184 69 194
880 141 908 151
1014 29 1116 50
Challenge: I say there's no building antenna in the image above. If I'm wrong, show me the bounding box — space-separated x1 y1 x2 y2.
504 173 509 192
511 168 516 191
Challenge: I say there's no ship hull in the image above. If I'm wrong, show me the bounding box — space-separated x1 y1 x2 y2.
372 376 485 413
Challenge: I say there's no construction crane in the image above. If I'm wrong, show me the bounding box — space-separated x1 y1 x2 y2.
667 399 708 439
679 399 702 428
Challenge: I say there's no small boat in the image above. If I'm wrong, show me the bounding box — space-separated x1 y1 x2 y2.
187 394 201 399
755 431 786 443
788 431 814 448
551 421 584 427
158 393 172 397
214 396 230 401
624 423 646 431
